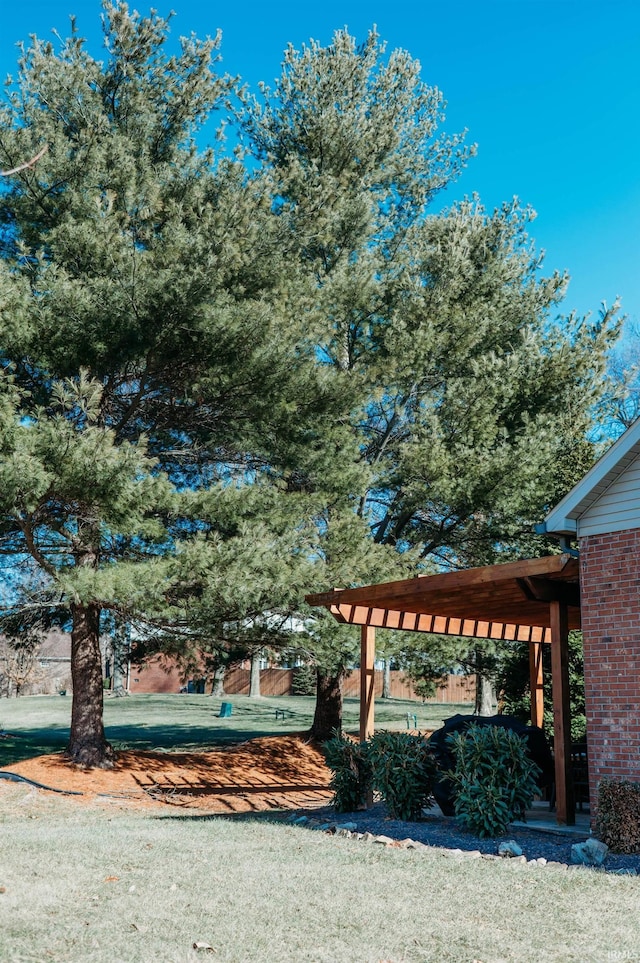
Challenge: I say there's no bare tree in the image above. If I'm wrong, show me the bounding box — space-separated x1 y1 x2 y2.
0 636 43 696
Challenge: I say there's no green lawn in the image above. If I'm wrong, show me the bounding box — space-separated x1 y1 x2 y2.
1 783 639 963
0 693 473 767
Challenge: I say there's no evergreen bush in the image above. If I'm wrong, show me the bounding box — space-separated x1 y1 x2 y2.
595 778 640 854
323 732 372 813
292 665 316 696
447 724 540 838
368 731 437 821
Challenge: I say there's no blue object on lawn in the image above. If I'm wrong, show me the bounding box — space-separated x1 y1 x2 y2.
219 702 232 718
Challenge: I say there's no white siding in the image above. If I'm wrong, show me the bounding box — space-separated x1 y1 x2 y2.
578 453 640 536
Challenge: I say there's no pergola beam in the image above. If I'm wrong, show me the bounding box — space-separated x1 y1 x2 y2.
330 603 551 643
360 625 376 743
529 639 544 729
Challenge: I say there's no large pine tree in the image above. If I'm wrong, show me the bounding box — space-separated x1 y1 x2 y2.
239 30 620 736
0 4 331 764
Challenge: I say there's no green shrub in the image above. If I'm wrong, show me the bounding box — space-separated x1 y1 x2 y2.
447 724 540 838
291 665 316 696
595 778 640 854
368 730 436 821
323 732 372 813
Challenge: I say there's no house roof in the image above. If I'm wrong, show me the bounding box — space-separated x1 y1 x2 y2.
543 418 640 536
306 554 580 643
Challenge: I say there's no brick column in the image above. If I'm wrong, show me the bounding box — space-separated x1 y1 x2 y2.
580 528 640 809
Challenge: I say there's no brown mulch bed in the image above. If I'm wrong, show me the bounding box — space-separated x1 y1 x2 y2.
1 734 333 814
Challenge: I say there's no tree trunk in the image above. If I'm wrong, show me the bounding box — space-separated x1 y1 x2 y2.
111 632 128 698
211 664 226 697
382 658 392 699
66 602 115 768
474 648 494 716
309 668 344 742
249 650 262 698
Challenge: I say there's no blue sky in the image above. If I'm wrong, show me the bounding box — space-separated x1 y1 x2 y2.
2 0 640 329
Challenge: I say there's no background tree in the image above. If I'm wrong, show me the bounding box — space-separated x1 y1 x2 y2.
239 29 620 733
0 4 334 765
0 634 43 697
495 632 586 742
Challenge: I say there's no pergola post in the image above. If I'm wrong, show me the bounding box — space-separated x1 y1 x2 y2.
360 625 376 743
529 639 544 729
550 599 575 825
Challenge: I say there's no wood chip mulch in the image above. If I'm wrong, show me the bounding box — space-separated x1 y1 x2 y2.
1 734 333 814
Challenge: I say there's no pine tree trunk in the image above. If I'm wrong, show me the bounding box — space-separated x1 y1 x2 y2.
66 602 115 768
249 651 261 698
309 668 344 741
382 658 392 699
211 665 226 697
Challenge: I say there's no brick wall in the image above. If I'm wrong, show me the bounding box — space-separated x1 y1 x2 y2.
580 528 640 802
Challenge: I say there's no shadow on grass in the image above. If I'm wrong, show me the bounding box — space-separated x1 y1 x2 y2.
0 727 69 767
0 721 314 765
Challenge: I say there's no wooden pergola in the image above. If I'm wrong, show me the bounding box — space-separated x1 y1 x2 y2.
306 554 581 825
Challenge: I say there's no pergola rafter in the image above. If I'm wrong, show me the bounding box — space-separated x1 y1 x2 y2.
306 553 580 825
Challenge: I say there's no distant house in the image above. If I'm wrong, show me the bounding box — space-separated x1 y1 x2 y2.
542 416 640 803
0 629 72 696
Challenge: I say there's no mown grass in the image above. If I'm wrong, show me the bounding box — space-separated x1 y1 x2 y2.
0 783 638 963
0 693 472 767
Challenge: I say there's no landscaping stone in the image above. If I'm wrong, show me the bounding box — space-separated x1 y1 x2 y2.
335 822 358 832
571 838 609 867
497 840 523 858
373 835 394 845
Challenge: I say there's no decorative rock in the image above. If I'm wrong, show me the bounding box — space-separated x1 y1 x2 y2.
545 861 568 870
462 850 482 858
293 815 309 825
571 838 609 867
336 828 352 838
497 840 523 858
335 822 358 833
360 832 375 842
373 835 394 845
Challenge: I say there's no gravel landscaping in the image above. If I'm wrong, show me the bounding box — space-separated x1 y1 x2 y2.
280 801 640 875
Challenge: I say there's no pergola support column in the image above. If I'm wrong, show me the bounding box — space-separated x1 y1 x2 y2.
550 599 575 825
529 639 544 729
360 625 376 744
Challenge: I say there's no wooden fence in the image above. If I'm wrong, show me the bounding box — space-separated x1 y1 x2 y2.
223 667 475 703
129 659 475 703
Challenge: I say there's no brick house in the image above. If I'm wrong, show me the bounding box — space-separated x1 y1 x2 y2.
543 416 640 807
